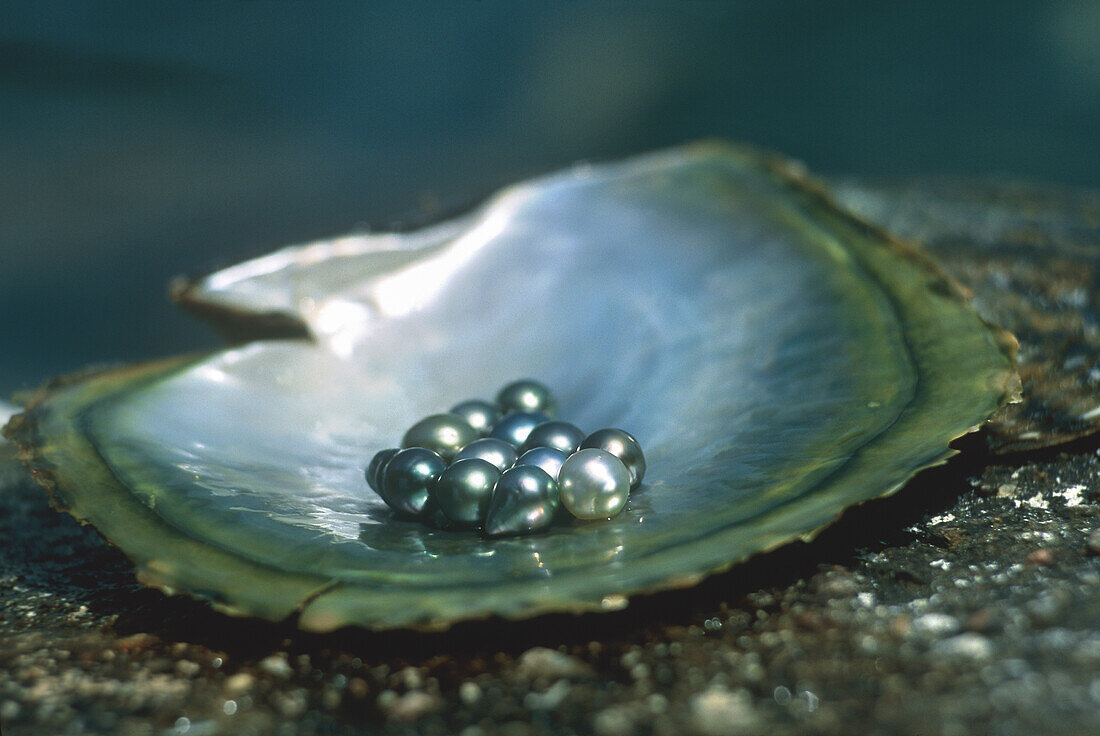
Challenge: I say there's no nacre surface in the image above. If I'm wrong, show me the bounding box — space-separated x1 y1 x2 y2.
5 142 1016 630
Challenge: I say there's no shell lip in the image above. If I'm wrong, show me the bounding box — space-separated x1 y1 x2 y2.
169 275 311 344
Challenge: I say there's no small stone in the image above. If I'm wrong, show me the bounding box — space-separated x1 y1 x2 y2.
260 654 293 679
933 633 994 660
1 700 21 721
459 681 481 705
523 680 570 711
516 647 593 680
348 678 369 699
912 613 961 638
594 705 635 736
174 660 200 678
274 688 309 718
224 673 255 694
398 666 424 690
1026 548 1055 566
690 687 761 736
1086 529 1100 555
380 691 442 722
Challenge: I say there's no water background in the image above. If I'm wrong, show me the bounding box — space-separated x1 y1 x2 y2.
2 1 1098 393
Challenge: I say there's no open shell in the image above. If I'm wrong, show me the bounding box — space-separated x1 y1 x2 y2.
6 143 1016 631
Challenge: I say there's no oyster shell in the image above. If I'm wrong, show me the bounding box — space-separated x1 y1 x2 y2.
4 143 1016 631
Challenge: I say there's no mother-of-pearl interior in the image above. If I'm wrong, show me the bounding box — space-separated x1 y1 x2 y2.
90 151 911 584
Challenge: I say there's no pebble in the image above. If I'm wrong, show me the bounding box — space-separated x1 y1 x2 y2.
516 647 592 680
1086 528 1100 555
274 688 309 718
174 660 200 678
690 687 761 736
523 680 569 711
933 633 994 660
1026 549 1055 566
459 681 481 705
593 705 635 736
912 612 961 638
1 700 21 721
380 691 442 722
224 673 255 694
260 654 293 679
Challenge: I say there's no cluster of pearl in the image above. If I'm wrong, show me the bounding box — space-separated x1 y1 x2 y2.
364 380 645 537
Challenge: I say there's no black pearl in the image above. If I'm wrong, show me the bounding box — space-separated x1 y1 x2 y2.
513 446 569 481
401 413 478 462
365 448 399 493
496 379 557 418
580 428 646 489
379 447 446 517
482 466 560 537
558 448 631 520
449 399 500 437
519 421 586 455
489 411 551 449
453 437 517 472
433 458 501 526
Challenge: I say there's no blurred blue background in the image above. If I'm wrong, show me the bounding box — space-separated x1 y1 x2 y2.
2 1 1098 394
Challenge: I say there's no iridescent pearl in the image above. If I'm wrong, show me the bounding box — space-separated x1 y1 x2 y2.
580 428 646 489
449 399 500 437
433 458 501 526
489 411 551 449
365 448 399 493
482 465 560 537
496 379 557 418
558 448 631 520
519 421 586 455
513 446 569 482
453 437 517 472
379 447 446 517
401 413 478 462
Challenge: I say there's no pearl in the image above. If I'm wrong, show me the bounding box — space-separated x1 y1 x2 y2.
513 446 569 482
401 413 478 462
453 437 517 472
496 379 557 417
433 458 501 526
489 411 550 448
519 421 586 455
449 399 500 437
580 428 646 489
483 465 560 537
365 448 399 493
558 448 631 520
379 447 446 517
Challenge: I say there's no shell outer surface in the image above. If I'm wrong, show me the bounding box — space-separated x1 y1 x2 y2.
5 143 1016 631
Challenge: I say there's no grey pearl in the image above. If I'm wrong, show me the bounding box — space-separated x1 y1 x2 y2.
580 428 646 489
483 465 560 537
379 447 446 517
365 448 399 493
449 399 500 437
401 413 479 462
489 411 551 449
496 379 557 418
519 421 586 455
433 458 501 526
453 437 517 472
513 446 569 482
558 448 631 520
